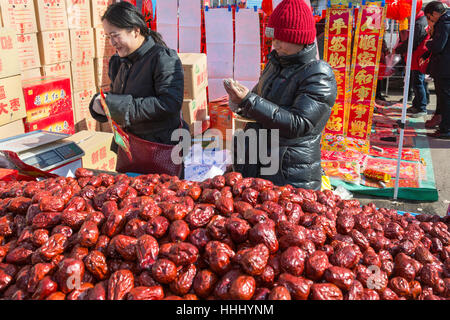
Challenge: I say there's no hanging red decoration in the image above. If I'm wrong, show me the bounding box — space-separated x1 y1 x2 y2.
386 0 423 21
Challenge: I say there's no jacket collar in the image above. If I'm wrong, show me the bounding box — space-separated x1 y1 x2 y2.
268 43 318 68
121 36 155 65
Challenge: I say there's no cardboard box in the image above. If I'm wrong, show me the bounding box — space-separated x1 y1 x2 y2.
75 117 97 132
0 118 25 139
0 75 26 126
73 87 96 128
91 0 113 28
0 28 21 78
94 27 116 58
94 56 110 88
17 33 41 71
178 53 208 99
34 0 68 31
208 99 235 141
22 76 72 123
65 130 117 171
24 109 74 134
0 0 38 34
66 0 91 29
70 28 94 61
182 89 208 126
71 58 95 92
21 68 41 80
37 30 71 65
41 61 71 79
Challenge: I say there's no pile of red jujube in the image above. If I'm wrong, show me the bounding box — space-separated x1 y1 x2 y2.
0 168 449 300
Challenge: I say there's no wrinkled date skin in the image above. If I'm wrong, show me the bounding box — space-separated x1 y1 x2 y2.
278 273 313 300
84 250 108 281
152 259 177 284
305 250 330 281
310 283 343 300
239 244 269 276
162 242 199 266
55 259 85 294
169 264 197 296
323 266 355 291
280 247 307 276
193 269 219 298
136 235 159 270
127 285 164 300
204 241 235 275
107 269 135 300
229 275 256 300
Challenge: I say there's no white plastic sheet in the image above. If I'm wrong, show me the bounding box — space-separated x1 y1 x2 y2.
179 0 201 53
156 0 178 50
234 9 261 90
205 8 234 100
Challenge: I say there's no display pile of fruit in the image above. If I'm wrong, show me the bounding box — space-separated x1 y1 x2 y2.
0 168 448 300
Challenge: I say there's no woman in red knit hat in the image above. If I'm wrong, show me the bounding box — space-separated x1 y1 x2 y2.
224 0 337 190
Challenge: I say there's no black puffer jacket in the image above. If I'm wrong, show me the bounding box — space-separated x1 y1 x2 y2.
233 44 337 190
89 36 187 148
426 9 450 78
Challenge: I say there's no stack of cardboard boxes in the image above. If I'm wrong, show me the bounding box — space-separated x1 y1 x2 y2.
0 0 41 81
66 0 96 132
178 53 209 136
0 27 27 137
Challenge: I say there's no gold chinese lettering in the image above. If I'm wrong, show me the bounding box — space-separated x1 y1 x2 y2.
330 18 347 34
355 69 373 86
354 86 371 101
359 35 377 51
326 116 344 132
331 102 344 116
351 104 368 119
329 36 346 52
333 70 344 86
357 52 375 68
361 16 379 32
337 86 344 99
349 120 367 138
328 52 346 68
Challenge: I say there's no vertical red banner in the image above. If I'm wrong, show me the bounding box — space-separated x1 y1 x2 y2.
323 6 353 137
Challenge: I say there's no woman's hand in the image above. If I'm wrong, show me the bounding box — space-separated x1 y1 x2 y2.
223 79 249 104
92 95 106 116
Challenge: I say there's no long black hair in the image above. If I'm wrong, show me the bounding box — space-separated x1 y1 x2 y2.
102 1 166 47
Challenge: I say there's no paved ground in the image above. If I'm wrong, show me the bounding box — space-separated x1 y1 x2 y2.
352 83 450 217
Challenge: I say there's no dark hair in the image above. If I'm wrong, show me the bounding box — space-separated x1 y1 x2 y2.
424 1 446 15
102 2 166 47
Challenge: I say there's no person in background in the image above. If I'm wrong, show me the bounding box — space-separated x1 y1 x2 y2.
223 0 337 190
316 17 326 60
395 9 430 117
425 1 450 139
89 2 188 171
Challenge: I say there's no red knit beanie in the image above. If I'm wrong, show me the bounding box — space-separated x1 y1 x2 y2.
267 0 316 45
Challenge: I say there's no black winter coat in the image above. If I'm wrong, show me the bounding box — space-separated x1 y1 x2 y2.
426 10 450 79
396 13 428 55
233 44 337 190
89 36 188 149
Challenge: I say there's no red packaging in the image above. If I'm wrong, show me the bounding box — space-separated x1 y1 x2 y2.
22 77 72 123
24 110 75 135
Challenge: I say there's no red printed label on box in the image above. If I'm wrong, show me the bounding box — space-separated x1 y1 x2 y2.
22 77 72 122
24 110 74 134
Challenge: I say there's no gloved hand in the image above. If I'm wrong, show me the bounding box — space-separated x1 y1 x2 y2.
92 94 106 116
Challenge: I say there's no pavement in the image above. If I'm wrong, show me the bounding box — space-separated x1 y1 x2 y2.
352 83 450 217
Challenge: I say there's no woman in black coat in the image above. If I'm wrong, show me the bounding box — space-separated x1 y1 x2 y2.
89 2 188 173
224 0 337 190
